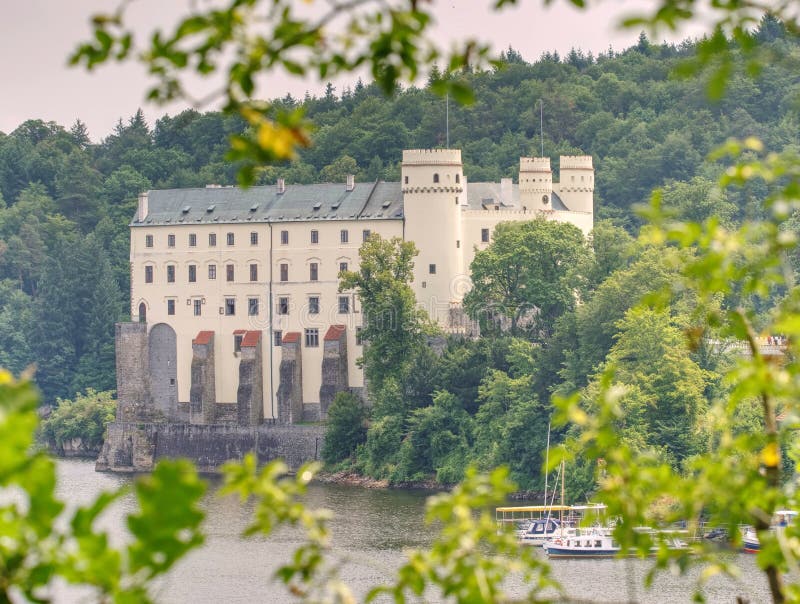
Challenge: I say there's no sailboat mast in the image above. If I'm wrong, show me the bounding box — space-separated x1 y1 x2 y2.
544 422 551 505
561 458 566 524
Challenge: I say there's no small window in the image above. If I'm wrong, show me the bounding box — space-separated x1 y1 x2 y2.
429 264 436 275
433 173 439 184
226 232 234 246
189 233 197 247
209 233 217 247
226 264 234 282
145 234 153 248
455 173 460 184
167 234 175 248
208 264 217 280
234 334 243 352
456 240 460 249
188 265 197 282
278 297 289 315
340 229 349 244
481 228 490 243
248 297 259 316
404 175 408 184
455 197 459 205
305 328 319 347
167 265 175 283
308 296 320 314
280 263 288 282
339 262 348 274
280 230 289 245
356 326 363 346
310 262 318 281
250 231 258 245
193 299 202 316
225 297 235 316
338 296 350 314
274 330 283 346
144 265 153 283
362 229 371 242
310 230 319 244
167 299 175 315
249 263 258 282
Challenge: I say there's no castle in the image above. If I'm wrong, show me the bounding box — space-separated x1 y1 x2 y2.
111 149 593 451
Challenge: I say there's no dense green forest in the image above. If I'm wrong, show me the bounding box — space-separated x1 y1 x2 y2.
1 22 798 491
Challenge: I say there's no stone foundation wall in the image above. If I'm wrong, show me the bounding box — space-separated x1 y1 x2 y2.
96 421 324 473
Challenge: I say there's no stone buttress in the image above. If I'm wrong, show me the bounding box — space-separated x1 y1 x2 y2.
319 325 348 419
236 330 264 426
277 332 303 424
190 330 216 424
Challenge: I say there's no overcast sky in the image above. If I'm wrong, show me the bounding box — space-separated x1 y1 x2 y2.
0 1 702 141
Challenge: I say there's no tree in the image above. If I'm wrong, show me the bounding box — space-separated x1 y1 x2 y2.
39 389 117 453
464 218 587 340
321 392 368 465
339 234 431 399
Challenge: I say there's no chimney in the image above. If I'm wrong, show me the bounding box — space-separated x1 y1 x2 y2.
346 174 355 192
500 178 512 206
277 178 285 194
137 192 149 221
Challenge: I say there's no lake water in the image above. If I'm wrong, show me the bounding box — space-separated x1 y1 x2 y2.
54 458 773 603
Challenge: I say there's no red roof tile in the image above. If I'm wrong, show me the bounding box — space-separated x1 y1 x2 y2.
282 331 300 344
233 329 247 335
241 330 262 347
324 324 346 341
192 330 214 345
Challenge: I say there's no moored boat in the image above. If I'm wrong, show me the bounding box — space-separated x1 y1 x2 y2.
543 528 687 559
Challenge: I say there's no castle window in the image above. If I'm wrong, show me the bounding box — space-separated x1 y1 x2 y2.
571 175 575 182
208 264 217 280
304 328 319 348
455 197 459 205
356 326 363 346
274 330 283 346
227 232 235 246
249 263 258 282
250 231 258 245
280 263 288 282
310 229 319 244
226 264 234 282
189 233 197 247
167 265 175 283
338 296 350 314
248 297 259 316
308 296 320 314
362 229 371 242
138 302 147 322
193 299 202 316
456 240 460 249
234 334 243 352
167 234 175 248
145 235 153 248
280 230 289 245
429 264 436 275
340 229 349 244
278 297 289 315
209 233 216 247
339 262 348 274
455 174 460 184
225 297 236 316
144 265 153 283
404 175 408 184
433 173 439 184
310 262 318 281
481 228 490 243
167 299 175 315
188 265 197 282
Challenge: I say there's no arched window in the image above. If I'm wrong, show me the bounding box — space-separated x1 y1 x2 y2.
433 173 440 184
138 302 147 323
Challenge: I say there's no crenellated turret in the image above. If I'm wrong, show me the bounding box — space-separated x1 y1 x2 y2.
556 155 594 213
519 157 553 210
401 149 465 324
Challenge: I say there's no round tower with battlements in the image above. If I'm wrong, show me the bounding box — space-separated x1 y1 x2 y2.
557 155 594 214
519 157 553 210
401 149 465 325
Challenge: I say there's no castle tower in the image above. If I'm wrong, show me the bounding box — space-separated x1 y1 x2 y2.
519 157 553 211
557 155 594 213
401 149 465 325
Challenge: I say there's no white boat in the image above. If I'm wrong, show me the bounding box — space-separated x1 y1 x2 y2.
543 528 687 559
741 510 798 554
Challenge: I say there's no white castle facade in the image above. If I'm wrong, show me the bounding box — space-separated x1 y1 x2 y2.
121 149 593 425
